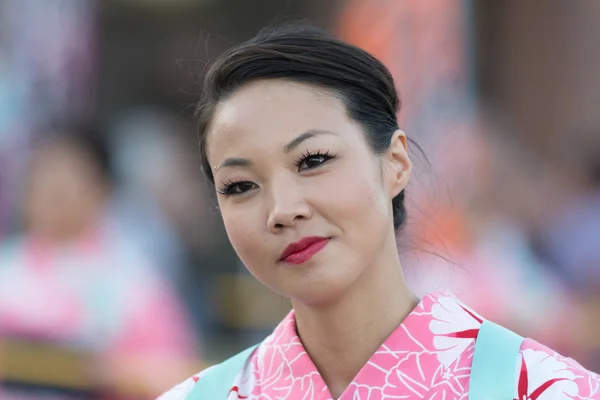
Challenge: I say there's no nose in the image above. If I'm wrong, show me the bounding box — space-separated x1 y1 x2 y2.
266 178 312 233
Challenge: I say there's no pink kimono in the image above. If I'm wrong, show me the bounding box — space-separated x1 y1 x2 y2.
0 233 196 366
160 291 600 399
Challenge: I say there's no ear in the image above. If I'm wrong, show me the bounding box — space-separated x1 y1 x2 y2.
383 130 412 198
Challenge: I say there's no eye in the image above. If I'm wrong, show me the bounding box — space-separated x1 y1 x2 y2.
295 150 335 171
217 180 258 196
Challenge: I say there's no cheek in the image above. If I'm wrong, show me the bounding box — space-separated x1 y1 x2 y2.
317 164 389 227
221 206 268 267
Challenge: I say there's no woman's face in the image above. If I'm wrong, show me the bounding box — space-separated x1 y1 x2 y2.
26 141 107 242
208 80 410 305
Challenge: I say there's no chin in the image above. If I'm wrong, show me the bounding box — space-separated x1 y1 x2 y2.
258 254 364 306
286 274 356 307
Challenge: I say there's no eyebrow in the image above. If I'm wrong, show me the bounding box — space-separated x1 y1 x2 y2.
215 129 338 172
283 129 338 153
216 157 252 172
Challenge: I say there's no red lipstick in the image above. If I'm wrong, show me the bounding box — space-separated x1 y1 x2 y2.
279 236 329 265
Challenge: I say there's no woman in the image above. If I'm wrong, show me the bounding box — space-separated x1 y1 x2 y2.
160 25 599 399
0 126 197 397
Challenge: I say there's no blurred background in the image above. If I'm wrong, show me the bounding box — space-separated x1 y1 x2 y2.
0 0 599 398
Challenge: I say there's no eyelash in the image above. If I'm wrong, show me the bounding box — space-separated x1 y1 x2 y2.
218 149 336 197
294 149 336 170
217 179 255 196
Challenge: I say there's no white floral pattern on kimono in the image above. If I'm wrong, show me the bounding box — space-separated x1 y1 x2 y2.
159 291 600 399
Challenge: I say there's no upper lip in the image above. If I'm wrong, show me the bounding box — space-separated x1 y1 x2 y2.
279 236 329 260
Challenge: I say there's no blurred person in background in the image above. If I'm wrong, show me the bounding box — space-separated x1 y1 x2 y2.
531 133 600 370
405 117 586 351
160 25 600 399
107 108 229 342
0 123 198 398
108 109 195 284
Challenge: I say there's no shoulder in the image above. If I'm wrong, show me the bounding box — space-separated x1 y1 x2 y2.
156 366 215 400
156 346 259 400
157 311 293 400
515 338 600 399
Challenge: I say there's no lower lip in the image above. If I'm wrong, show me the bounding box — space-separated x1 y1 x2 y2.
282 239 329 265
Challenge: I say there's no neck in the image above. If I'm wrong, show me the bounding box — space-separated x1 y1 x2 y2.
292 241 419 398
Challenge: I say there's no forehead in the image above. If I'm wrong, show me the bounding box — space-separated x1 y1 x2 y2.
207 80 352 156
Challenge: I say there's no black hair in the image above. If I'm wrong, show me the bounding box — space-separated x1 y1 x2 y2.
196 24 408 232
36 121 113 185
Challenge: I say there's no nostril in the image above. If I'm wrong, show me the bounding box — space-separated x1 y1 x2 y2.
274 223 284 229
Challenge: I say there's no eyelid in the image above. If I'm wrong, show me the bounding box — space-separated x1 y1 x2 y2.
217 179 257 196
217 149 336 194
294 149 335 168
